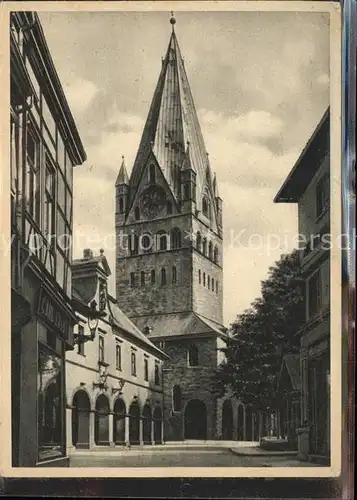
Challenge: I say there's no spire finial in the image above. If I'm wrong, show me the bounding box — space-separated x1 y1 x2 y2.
170 11 176 31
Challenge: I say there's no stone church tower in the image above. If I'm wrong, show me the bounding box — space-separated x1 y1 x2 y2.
115 16 228 441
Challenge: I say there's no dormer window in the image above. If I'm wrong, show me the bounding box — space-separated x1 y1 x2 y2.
149 163 156 184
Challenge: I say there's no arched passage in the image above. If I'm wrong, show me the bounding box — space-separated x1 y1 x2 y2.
246 405 253 441
142 403 152 444
113 398 126 445
222 400 234 440
237 404 245 441
129 401 140 445
95 394 110 445
72 390 91 449
153 406 162 444
184 399 207 440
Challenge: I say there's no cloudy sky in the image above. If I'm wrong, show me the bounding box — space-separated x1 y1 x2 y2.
39 10 330 326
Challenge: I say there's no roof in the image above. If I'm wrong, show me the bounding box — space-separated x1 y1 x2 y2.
274 108 330 203
72 252 111 277
107 300 168 359
278 354 301 391
128 27 215 209
132 312 227 340
115 157 129 186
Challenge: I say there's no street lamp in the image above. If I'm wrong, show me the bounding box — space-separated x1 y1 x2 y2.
73 300 100 345
111 378 126 395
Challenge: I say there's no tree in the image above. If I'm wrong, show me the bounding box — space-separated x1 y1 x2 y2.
214 250 304 413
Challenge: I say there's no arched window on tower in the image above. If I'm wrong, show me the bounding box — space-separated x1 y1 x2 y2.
157 231 169 251
202 195 210 219
172 266 177 284
207 275 211 289
172 385 182 412
198 269 201 284
161 268 167 286
149 163 156 184
119 198 124 214
140 271 145 287
203 272 206 287
214 245 219 264
196 232 202 252
135 206 140 220
130 272 135 288
211 278 214 291
208 241 213 260
188 345 199 367
202 237 207 256
151 269 156 285
171 228 182 249
129 234 139 255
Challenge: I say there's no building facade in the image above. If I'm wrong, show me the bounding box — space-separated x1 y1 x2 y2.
114 18 237 441
275 109 330 464
10 12 86 466
66 249 168 450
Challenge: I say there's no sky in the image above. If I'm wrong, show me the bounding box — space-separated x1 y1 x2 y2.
39 9 330 326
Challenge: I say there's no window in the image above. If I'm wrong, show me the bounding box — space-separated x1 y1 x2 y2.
203 272 206 287
208 241 213 260
119 198 124 213
202 196 210 218
196 232 202 252
25 127 40 223
44 162 55 241
141 234 152 253
154 363 160 385
171 228 182 249
316 174 330 219
167 201 173 214
161 268 167 286
202 238 207 256
151 269 156 285
131 351 137 376
129 234 139 255
198 269 201 284
157 231 168 251
130 272 136 288
212 278 214 291
141 271 145 287
144 358 149 381
98 336 105 363
188 344 199 367
149 164 156 183
37 345 64 461
183 183 190 200
77 325 85 356
135 206 140 220
307 269 322 319
116 343 122 371
172 385 182 412
214 246 219 264
172 266 177 284
207 275 211 289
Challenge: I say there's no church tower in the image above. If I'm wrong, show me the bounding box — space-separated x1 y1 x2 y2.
115 15 227 441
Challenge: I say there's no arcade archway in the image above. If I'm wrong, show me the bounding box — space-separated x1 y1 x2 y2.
95 394 110 445
222 400 234 440
129 401 140 445
153 406 162 444
72 390 91 448
113 398 126 445
142 403 152 444
184 399 207 440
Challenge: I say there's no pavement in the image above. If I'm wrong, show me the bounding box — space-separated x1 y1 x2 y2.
69 441 320 468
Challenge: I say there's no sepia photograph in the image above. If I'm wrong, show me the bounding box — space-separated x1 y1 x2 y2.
1 1 342 477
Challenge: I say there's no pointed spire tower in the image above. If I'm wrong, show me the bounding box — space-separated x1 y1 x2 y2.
115 13 223 330
126 13 218 229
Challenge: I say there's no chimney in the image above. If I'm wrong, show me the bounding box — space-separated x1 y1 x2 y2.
83 248 93 260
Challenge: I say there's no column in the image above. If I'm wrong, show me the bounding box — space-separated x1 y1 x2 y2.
66 407 74 454
151 419 155 445
125 415 130 446
109 413 115 447
139 417 143 446
89 410 95 449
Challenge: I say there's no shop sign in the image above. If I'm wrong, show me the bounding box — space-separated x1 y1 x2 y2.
37 286 71 340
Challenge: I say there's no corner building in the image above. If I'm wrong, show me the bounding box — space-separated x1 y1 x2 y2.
115 20 229 441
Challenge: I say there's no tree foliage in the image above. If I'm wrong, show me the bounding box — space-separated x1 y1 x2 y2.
214 250 304 412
